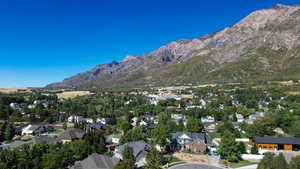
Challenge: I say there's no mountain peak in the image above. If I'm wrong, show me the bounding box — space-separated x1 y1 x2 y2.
46 4 300 89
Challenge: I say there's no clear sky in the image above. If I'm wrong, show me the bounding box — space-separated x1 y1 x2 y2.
0 0 298 87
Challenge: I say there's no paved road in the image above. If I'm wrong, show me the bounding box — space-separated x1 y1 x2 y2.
208 155 220 167
169 163 223 169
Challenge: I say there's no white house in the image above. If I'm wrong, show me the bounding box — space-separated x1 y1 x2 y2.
236 114 245 123
112 135 121 144
96 117 108 125
201 116 215 123
85 118 94 124
171 114 185 121
139 120 148 126
68 115 85 123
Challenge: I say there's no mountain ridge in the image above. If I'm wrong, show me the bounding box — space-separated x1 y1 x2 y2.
47 4 300 89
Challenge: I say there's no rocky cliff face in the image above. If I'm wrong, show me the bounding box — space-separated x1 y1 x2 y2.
47 4 300 89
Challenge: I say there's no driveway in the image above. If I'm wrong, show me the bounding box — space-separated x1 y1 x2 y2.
169 163 223 169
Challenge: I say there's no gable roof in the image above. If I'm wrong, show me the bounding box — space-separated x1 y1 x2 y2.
58 128 85 141
115 140 150 158
69 153 119 169
252 136 300 145
172 132 205 141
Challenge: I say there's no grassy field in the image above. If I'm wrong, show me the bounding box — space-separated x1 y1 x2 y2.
57 91 93 99
0 88 30 94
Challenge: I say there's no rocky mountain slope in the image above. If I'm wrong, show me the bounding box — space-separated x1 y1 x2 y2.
47 4 300 89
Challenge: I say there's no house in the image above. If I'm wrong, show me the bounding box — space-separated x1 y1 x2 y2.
185 140 207 153
0 135 57 150
21 124 54 136
87 122 106 131
171 132 207 153
201 116 215 123
9 103 23 111
106 135 122 144
250 136 300 154
236 114 244 123
131 117 139 126
114 141 151 164
68 115 85 123
171 114 185 121
85 118 94 124
203 122 218 132
139 120 148 126
96 117 109 125
246 112 265 124
69 153 119 169
58 128 85 143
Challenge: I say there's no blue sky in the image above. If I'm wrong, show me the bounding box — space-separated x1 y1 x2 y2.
0 0 298 87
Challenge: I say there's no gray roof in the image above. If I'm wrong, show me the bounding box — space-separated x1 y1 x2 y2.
58 128 85 141
115 140 150 158
0 135 57 150
172 132 205 141
253 136 300 145
69 153 119 169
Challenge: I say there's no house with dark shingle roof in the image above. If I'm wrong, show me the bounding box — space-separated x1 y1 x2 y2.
114 140 150 165
251 136 300 153
58 128 85 143
69 153 119 169
0 135 58 150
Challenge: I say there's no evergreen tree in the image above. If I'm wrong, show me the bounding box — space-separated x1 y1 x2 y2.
289 155 300 169
185 116 203 133
122 146 135 162
257 153 275 169
251 144 259 154
274 153 287 169
115 160 135 169
144 148 163 169
237 142 246 154
218 130 240 162
115 146 136 169
4 122 15 141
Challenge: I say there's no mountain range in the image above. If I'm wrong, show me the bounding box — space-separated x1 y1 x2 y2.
47 4 300 89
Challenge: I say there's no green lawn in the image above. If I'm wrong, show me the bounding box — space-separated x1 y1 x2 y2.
229 160 257 168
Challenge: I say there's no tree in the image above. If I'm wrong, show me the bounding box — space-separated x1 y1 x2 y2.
251 144 259 154
218 130 240 162
274 153 287 169
122 146 135 162
289 120 300 137
120 127 145 144
257 153 275 169
186 116 203 133
144 148 163 169
237 142 246 154
289 155 300 169
115 160 135 169
115 146 136 169
4 122 15 141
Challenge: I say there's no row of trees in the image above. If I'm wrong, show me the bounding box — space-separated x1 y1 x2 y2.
0 131 105 169
258 153 300 169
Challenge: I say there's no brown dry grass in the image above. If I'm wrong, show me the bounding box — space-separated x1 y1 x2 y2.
57 91 92 99
0 88 29 94
173 152 208 164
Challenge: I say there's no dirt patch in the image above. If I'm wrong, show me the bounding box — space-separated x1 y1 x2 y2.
173 152 208 164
